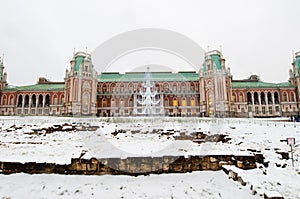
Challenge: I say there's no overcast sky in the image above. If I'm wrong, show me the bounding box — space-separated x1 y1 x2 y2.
1 0 300 85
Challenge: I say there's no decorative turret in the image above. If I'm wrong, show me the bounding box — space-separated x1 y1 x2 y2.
0 55 8 90
290 51 300 78
199 50 231 117
201 50 226 75
64 51 98 116
66 52 95 78
290 51 300 105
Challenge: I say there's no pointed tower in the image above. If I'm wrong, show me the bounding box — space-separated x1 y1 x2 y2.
199 50 232 117
64 51 98 116
0 56 8 91
289 51 300 113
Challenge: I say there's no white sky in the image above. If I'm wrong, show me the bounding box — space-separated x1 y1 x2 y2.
1 0 300 85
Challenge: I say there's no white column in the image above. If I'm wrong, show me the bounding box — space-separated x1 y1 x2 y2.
28 96 32 115
160 93 164 115
265 92 268 115
133 94 137 115
21 95 25 115
42 95 45 115
258 92 262 114
272 93 276 113
35 97 38 115
251 92 255 113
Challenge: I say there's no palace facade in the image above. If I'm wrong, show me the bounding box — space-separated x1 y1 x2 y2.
0 50 300 117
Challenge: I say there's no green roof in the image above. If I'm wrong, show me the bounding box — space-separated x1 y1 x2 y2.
3 84 65 92
296 56 300 71
74 56 84 72
211 54 221 69
98 72 199 82
232 81 294 89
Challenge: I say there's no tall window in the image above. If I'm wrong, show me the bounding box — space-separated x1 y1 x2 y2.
102 99 107 107
182 98 186 106
190 98 195 106
291 92 295 102
120 98 124 107
82 93 90 113
53 95 58 105
283 92 288 102
173 98 177 107
164 98 168 107
239 93 244 102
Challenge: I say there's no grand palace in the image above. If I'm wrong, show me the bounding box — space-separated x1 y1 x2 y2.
0 50 299 118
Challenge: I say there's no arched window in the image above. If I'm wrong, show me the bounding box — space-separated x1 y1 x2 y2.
120 84 124 93
2 95 7 105
119 98 124 107
172 83 177 92
17 95 23 107
232 93 237 102
111 98 115 107
283 92 288 102
173 97 177 107
190 98 195 106
261 92 266 104
267 92 272 104
239 92 244 102
24 95 29 107
164 98 169 106
180 83 186 92
53 94 58 105
9 95 14 105
102 98 107 107
274 92 279 104
128 83 134 92
38 95 43 107
82 92 90 113
163 83 169 92
31 94 36 107
247 92 252 104
290 92 295 102
129 98 133 107
45 94 50 106
254 92 259 104
182 98 186 106
61 95 65 105
111 83 116 93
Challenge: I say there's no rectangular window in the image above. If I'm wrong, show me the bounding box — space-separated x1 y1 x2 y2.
262 107 266 114
269 106 272 114
275 106 279 112
248 106 252 112
255 107 259 114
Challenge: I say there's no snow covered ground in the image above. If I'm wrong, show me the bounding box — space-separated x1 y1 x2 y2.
0 171 258 199
0 116 299 198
